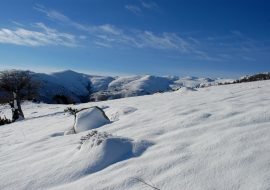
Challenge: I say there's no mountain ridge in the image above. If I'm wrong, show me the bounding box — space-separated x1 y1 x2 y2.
1 69 234 104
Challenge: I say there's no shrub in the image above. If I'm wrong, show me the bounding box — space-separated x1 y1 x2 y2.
231 73 270 84
0 116 12 126
64 107 78 115
80 130 111 146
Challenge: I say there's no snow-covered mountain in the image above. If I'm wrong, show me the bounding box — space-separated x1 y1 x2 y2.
33 70 92 103
1 80 270 190
29 70 234 103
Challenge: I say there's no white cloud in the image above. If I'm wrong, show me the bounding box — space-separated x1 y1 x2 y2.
125 5 142 15
231 30 243 37
34 5 197 53
94 41 112 48
136 31 187 50
0 23 78 47
11 21 24 27
97 24 122 35
34 4 70 23
34 5 221 61
92 29 211 60
240 55 256 61
34 4 122 36
34 4 89 31
141 1 159 10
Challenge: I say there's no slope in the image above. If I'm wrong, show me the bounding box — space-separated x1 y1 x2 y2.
0 80 269 190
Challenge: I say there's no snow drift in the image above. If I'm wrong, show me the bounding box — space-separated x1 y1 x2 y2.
77 131 134 175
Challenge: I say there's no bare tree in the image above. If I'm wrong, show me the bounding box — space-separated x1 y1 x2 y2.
0 70 40 122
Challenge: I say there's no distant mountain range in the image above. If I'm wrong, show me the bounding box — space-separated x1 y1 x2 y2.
28 70 233 104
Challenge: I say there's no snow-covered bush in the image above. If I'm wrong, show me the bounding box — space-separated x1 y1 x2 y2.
74 106 110 133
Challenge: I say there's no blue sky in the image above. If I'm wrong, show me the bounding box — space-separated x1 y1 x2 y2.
0 0 269 77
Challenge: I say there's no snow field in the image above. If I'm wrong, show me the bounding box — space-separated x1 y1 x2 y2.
0 80 270 190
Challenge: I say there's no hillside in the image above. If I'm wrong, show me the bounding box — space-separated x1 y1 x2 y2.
0 80 270 190
23 70 233 103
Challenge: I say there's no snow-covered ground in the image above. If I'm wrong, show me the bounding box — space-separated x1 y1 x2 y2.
0 80 270 190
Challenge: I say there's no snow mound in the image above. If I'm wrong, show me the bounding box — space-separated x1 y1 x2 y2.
74 107 110 133
73 131 151 177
